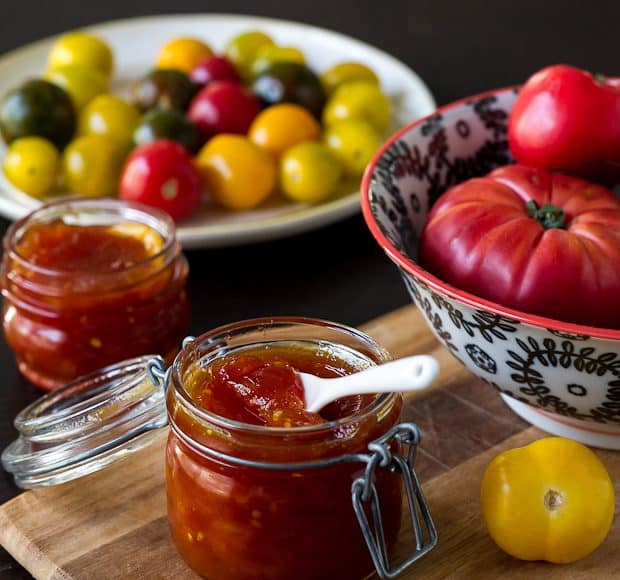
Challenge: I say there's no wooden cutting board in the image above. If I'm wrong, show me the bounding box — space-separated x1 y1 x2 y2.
0 304 618 579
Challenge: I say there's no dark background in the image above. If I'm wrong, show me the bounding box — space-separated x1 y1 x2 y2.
0 0 617 577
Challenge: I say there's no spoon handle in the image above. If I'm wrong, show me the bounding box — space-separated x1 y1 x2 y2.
302 355 439 413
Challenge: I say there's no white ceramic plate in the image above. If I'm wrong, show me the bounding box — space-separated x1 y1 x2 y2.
0 14 435 248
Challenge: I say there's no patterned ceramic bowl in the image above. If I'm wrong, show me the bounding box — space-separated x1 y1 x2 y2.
361 86 620 449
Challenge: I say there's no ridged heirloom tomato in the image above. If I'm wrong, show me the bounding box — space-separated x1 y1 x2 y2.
419 164 620 329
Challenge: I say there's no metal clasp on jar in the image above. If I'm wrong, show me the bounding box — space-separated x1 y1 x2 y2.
352 423 437 579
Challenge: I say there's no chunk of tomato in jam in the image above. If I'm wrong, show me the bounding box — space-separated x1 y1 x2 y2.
191 354 322 426
187 347 374 427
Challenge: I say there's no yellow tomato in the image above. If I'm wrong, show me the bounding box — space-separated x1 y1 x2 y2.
63 134 125 197
480 437 615 564
321 62 379 94
156 37 213 73
196 135 276 210
322 81 391 132
323 118 382 178
79 94 140 149
45 65 109 110
48 31 114 78
225 31 274 81
3 137 59 198
250 45 306 77
280 142 341 203
248 104 320 158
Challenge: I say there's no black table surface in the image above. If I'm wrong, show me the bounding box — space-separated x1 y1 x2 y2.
0 0 617 577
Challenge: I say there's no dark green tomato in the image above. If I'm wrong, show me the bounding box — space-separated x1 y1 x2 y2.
132 69 198 112
0 79 76 148
251 62 326 118
132 108 202 153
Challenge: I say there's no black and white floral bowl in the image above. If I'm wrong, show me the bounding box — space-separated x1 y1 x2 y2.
361 86 620 449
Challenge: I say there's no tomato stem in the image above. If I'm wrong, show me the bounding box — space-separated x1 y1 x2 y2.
526 200 566 229
544 489 564 511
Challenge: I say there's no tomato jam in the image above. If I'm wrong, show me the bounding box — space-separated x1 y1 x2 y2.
1 198 189 391
187 348 377 427
166 319 404 580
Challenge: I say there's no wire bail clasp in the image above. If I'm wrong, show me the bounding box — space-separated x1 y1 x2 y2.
351 423 437 579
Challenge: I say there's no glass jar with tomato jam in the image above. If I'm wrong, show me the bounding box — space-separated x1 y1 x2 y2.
1 198 190 391
166 318 435 580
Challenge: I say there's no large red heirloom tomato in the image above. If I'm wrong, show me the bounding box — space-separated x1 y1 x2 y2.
419 164 620 329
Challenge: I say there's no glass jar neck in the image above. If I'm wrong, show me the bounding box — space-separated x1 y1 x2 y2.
1 198 182 305
166 318 402 464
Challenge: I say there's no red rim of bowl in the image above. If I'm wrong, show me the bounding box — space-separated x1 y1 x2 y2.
361 85 620 342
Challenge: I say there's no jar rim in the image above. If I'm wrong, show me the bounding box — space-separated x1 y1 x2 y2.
169 316 398 436
3 197 177 279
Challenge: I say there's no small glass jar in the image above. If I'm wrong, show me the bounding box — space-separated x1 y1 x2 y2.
166 318 422 580
1 198 190 391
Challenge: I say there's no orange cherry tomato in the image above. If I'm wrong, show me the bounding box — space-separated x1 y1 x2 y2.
195 135 276 210
156 37 213 74
248 104 320 158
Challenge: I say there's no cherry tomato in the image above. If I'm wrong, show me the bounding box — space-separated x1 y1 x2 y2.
225 31 274 80
156 37 213 74
248 103 320 158
190 55 240 86
132 69 197 112
45 65 108 110
3 136 59 198
48 31 114 78
252 62 326 118
62 134 125 197
321 62 379 94
79 94 140 149
323 118 382 178
280 142 341 203
322 81 391 132
0 80 76 149
188 81 262 139
195 134 276 210
250 45 306 77
120 139 203 222
133 108 201 153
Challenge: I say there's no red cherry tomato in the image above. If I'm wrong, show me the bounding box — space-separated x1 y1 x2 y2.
187 80 262 138
190 55 240 86
119 139 202 222
508 65 620 182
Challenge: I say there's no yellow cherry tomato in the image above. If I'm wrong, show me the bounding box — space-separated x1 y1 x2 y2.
321 62 379 94
481 437 615 564
323 118 382 178
79 94 140 149
48 31 114 78
280 142 341 203
196 135 276 210
62 134 125 197
156 37 213 73
250 45 306 77
3 137 59 198
225 31 274 80
248 104 320 158
45 65 108 110
322 81 391 132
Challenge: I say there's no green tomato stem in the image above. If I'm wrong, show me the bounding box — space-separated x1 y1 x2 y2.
526 200 566 230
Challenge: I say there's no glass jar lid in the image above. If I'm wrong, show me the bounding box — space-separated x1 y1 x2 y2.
2 355 168 489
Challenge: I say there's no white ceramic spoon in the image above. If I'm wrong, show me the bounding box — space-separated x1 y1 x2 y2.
300 355 439 413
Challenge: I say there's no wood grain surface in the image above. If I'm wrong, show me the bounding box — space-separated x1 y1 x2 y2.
0 304 617 579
